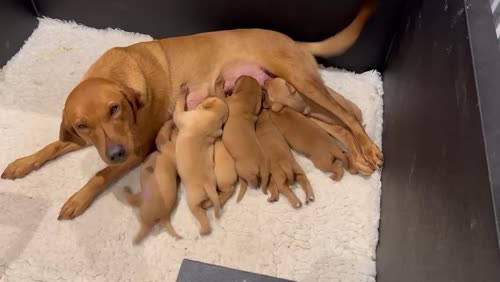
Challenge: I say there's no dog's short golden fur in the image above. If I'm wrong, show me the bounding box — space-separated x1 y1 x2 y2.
174 88 228 235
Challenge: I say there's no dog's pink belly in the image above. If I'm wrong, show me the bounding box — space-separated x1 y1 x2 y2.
186 63 271 110
221 63 271 91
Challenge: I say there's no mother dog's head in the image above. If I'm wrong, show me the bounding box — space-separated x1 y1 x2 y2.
60 78 144 165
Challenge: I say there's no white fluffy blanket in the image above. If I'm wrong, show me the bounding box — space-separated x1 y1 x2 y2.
0 18 383 282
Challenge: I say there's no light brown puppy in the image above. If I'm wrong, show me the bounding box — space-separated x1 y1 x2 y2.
256 109 314 208
264 78 372 175
222 76 269 202
213 139 238 206
123 120 181 244
203 138 238 209
269 107 348 181
174 87 228 235
1 0 380 219
264 77 362 122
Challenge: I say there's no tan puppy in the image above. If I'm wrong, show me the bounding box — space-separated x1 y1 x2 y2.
204 138 238 209
214 139 238 205
264 78 372 175
256 109 314 208
264 77 362 122
269 107 347 181
222 76 269 201
174 86 228 235
122 120 181 244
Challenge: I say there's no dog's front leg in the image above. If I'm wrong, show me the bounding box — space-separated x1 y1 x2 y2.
58 155 143 220
2 141 85 179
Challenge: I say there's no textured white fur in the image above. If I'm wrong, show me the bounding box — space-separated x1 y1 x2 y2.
0 18 383 282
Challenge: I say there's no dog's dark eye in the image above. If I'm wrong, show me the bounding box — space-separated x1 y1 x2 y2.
109 105 119 116
77 123 88 130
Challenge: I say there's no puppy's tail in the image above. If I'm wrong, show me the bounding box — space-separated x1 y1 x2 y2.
297 0 376 57
236 178 248 202
260 163 270 194
162 219 183 240
205 185 221 219
123 186 141 207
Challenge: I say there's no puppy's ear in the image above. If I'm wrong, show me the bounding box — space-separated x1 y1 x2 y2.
286 82 297 95
59 118 86 146
261 90 271 109
255 93 263 114
201 98 217 110
214 76 226 98
155 120 174 148
271 102 284 112
121 86 145 123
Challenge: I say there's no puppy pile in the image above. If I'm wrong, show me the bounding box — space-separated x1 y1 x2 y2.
124 75 377 244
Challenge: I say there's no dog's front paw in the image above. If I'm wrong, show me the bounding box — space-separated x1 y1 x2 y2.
361 143 384 169
58 191 92 220
1 156 38 179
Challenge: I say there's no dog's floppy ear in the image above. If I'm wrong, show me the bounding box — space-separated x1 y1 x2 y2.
286 82 297 95
271 102 284 112
121 86 145 123
59 118 86 146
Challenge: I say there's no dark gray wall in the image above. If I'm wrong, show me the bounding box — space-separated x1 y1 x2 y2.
378 0 500 281
0 0 38 66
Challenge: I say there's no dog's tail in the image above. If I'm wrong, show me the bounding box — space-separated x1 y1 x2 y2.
123 186 141 207
205 185 221 218
297 0 376 58
236 177 248 202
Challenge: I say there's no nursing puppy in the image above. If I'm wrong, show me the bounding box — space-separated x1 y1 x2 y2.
256 109 314 208
268 106 347 181
174 86 228 235
264 78 372 175
203 139 238 209
123 120 181 244
222 76 269 201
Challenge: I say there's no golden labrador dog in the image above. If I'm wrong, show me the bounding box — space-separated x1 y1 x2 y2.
123 120 182 244
263 77 373 175
1 0 381 219
221 76 269 201
174 87 228 235
256 109 314 208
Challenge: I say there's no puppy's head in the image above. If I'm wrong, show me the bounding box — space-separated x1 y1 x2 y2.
59 78 144 165
233 75 262 115
198 96 229 125
263 78 309 114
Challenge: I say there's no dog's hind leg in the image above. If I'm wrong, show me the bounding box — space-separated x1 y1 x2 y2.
260 51 383 169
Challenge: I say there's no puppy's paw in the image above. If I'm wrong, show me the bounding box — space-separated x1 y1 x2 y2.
200 226 212 236
1 156 39 179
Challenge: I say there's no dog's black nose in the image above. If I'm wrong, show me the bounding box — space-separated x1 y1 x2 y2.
106 144 126 163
